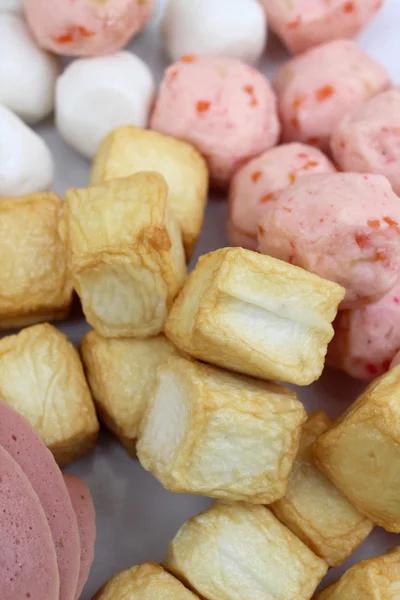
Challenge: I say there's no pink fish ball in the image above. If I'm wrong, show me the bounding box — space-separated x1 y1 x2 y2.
274 39 391 153
331 87 400 195
228 143 335 250
23 0 154 57
328 279 400 381
257 172 400 308
151 55 280 187
260 0 384 55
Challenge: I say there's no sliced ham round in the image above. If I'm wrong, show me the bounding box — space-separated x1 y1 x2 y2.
0 444 59 600
0 400 81 600
63 473 96 600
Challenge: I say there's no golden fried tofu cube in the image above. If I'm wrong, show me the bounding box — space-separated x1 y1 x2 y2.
93 562 199 600
138 357 306 502
80 330 184 457
0 192 73 329
314 366 400 532
90 126 209 259
165 248 344 385
0 323 99 466
64 172 187 338
270 411 373 566
165 502 328 600
315 547 400 599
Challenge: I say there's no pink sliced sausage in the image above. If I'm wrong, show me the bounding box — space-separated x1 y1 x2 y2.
0 400 81 600
63 473 96 600
0 444 60 600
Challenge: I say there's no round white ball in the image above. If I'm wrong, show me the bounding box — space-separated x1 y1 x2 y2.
162 0 267 65
0 104 54 195
0 14 59 123
0 0 22 12
56 52 155 159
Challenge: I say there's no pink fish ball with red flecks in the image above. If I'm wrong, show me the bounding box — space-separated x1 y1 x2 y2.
328 279 400 381
260 0 384 55
23 0 154 56
63 474 96 600
257 172 400 309
331 87 400 195
227 142 335 250
150 55 280 188
274 39 391 153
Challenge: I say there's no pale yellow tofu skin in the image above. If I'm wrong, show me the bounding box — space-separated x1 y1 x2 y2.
165 501 328 600
93 562 199 600
165 247 344 385
90 126 209 260
314 366 400 532
137 357 306 502
314 546 400 599
271 411 373 566
0 192 73 329
0 323 99 466
80 331 184 457
64 172 187 339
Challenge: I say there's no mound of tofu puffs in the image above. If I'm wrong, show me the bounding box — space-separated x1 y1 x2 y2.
2 0 400 598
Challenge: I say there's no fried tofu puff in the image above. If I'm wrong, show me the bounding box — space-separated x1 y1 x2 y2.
137 357 306 502
64 173 186 338
165 248 344 385
0 323 99 466
80 331 184 457
314 547 400 600
93 563 199 600
270 412 373 567
165 502 328 600
314 366 400 532
0 192 73 329
90 126 209 260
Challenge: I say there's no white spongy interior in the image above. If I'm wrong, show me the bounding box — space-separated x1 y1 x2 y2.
140 370 188 466
80 262 167 336
224 296 311 363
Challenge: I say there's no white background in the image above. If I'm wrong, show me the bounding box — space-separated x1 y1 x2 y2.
30 0 400 597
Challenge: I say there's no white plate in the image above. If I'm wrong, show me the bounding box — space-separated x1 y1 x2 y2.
29 1 400 597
